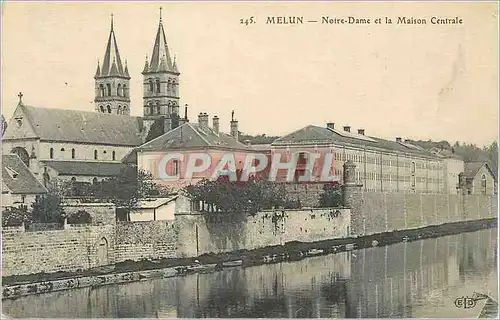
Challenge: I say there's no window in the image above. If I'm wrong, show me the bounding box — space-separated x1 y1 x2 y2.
5 167 19 179
107 105 111 113
92 177 98 184
117 84 122 97
94 150 98 160
156 79 161 93
60 148 65 151
122 106 127 114
112 151 116 161
21 195 26 203
123 85 128 97
117 106 122 115
99 84 105 97
50 148 54 159
106 83 111 96
481 174 487 195
100 106 104 113
149 79 154 92
167 80 171 94
71 148 75 159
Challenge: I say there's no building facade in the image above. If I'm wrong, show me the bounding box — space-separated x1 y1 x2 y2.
463 162 496 195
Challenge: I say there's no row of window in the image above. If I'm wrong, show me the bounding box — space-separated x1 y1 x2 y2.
99 105 128 114
48 148 116 161
147 79 178 95
98 83 129 98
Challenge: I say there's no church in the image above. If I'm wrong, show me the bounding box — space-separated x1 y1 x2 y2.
2 11 188 185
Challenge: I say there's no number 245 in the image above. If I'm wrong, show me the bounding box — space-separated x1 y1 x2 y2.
240 17 255 26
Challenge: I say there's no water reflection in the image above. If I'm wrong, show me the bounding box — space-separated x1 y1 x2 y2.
2 228 497 318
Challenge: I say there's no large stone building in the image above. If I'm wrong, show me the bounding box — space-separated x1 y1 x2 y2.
269 123 461 194
2 13 185 184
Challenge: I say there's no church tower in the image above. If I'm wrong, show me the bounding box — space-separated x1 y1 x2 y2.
94 15 131 116
142 9 180 131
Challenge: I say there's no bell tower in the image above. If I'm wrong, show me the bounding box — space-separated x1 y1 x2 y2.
142 8 180 131
94 14 131 116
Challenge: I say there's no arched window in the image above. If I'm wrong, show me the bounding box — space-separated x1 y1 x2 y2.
481 174 487 195
117 84 122 97
149 79 154 93
94 150 98 160
100 106 104 113
106 83 111 96
71 148 75 159
156 79 161 93
71 177 76 181
117 106 122 115
11 147 30 167
112 151 116 161
93 177 98 184
122 106 127 115
99 84 105 97
107 105 111 113
123 85 128 97
156 102 161 115
167 80 172 95
60 148 65 152
50 148 54 159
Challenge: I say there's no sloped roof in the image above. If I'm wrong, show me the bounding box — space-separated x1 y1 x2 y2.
98 19 127 78
2 154 47 194
272 125 437 158
3 104 144 146
137 122 252 152
464 162 495 180
42 161 128 177
428 147 463 160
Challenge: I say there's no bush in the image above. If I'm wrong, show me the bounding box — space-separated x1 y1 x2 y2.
319 182 343 208
66 210 92 224
2 205 32 227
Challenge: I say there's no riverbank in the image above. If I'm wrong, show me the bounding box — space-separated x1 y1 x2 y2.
2 217 497 300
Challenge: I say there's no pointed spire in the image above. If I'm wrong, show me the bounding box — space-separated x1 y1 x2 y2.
100 15 125 77
142 55 149 73
147 8 174 73
94 60 101 78
173 54 179 73
124 60 130 78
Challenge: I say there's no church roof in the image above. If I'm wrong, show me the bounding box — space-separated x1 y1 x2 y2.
272 125 437 158
3 104 144 146
98 18 128 78
2 154 48 195
42 160 128 177
145 17 176 73
137 122 251 152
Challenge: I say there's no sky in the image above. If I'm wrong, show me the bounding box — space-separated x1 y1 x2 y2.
1 2 498 147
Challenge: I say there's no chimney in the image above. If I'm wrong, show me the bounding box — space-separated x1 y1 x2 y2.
212 115 219 134
179 104 189 126
358 128 365 135
198 112 209 128
396 137 402 142
326 122 335 130
343 125 351 133
230 119 239 141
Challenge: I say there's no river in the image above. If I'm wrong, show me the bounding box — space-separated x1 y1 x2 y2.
2 228 497 318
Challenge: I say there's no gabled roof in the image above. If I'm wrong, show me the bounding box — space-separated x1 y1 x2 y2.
137 122 252 152
42 161 128 177
97 18 128 78
2 154 47 194
464 162 495 180
272 125 437 158
144 18 176 74
3 104 144 146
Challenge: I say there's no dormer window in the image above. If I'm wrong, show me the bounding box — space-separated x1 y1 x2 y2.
15 117 23 127
5 167 19 179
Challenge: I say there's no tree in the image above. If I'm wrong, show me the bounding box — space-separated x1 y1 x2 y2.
182 176 293 215
319 182 343 208
31 182 66 223
92 166 173 213
2 205 31 227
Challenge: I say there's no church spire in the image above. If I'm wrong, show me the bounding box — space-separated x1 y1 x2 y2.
173 54 179 73
94 60 101 78
100 14 127 78
147 8 174 73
